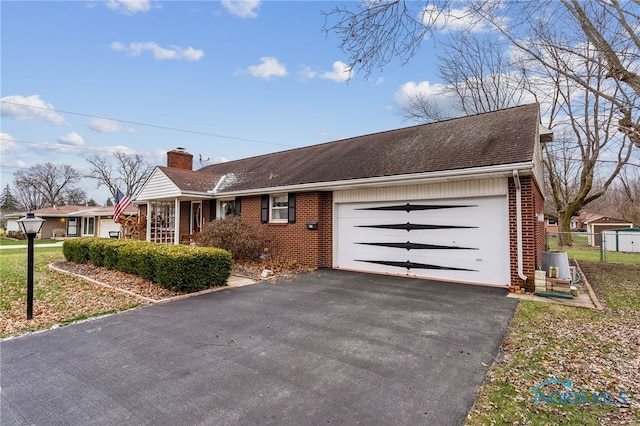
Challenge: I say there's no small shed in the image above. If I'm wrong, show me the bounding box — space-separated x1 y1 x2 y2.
583 215 634 246
602 228 640 253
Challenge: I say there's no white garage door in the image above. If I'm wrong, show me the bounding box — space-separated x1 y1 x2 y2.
335 197 510 286
99 219 121 238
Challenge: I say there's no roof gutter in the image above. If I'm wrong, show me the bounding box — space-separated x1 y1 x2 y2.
513 169 528 284
209 161 535 197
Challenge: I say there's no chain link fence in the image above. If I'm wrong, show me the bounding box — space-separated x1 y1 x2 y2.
546 231 640 263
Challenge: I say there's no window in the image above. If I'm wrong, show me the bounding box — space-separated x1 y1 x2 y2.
82 217 95 236
548 219 557 225
219 199 237 219
270 194 288 222
67 218 79 236
261 193 295 224
150 201 175 244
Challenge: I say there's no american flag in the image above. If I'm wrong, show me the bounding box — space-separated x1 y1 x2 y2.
113 188 132 223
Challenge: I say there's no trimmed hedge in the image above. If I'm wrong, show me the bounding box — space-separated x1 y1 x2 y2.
62 238 233 293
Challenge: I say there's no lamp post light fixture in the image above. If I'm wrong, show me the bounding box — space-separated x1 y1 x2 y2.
17 211 46 320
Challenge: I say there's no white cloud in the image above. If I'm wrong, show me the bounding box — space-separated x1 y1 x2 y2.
0 132 21 155
298 66 318 82
0 95 67 125
94 145 137 157
106 0 152 15
89 118 136 133
111 41 205 61
246 57 288 79
221 0 261 18
422 6 504 33
394 80 459 119
319 61 352 83
58 132 85 147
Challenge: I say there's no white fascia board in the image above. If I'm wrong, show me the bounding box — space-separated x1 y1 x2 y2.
209 162 535 197
134 191 213 203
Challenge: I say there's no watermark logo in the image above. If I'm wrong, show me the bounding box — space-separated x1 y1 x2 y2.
532 377 629 406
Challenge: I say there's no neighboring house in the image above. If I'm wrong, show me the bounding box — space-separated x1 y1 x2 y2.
581 214 634 246
543 214 579 234
135 104 550 289
5 205 138 239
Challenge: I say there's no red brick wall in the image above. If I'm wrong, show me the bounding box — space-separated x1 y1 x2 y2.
240 192 333 268
167 149 193 170
202 200 213 230
508 175 545 289
318 192 333 268
179 201 190 238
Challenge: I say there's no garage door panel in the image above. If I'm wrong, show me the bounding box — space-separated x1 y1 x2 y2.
335 197 510 285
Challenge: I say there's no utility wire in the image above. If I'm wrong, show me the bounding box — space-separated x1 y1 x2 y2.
0 137 165 160
0 100 296 147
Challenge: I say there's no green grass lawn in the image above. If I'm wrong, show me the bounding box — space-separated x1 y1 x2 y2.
467 259 640 425
546 233 640 264
0 246 140 337
0 237 60 246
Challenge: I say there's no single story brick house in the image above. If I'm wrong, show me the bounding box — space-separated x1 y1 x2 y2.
135 103 550 289
5 205 137 239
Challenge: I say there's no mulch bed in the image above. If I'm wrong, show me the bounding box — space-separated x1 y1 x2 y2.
51 261 184 301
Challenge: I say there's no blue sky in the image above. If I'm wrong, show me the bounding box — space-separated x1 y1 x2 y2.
1 0 446 205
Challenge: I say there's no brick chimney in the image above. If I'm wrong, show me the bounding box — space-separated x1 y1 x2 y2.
167 147 193 170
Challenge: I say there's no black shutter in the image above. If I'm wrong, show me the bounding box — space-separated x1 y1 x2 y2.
235 198 241 217
261 195 269 223
288 193 296 224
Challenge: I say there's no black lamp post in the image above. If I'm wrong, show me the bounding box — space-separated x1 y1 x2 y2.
17 211 46 320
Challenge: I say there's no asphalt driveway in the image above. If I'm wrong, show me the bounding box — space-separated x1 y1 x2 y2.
1 270 518 425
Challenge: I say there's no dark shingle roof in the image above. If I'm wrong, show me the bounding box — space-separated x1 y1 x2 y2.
188 104 540 193
158 166 220 193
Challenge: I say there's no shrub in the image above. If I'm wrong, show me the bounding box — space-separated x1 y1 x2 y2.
88 239 105 266
198 216 269 261
63 238 91 263
6 230 26 240
102 240 127 269
63 238 233 293
155 246 233 292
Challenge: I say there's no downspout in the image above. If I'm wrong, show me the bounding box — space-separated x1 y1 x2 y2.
513 170 528 284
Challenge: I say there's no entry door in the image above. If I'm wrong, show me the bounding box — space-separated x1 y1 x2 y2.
335 197 510 285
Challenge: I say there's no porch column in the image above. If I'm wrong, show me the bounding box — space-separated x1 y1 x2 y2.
146 201 151 242
174 198 180 245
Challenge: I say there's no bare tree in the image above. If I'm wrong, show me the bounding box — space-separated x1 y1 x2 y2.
533 39 635 245
476 0 640 148
613 168 640 226
64 187 88 206
323 1 458 79
323 0 640 147
403 92 448 123
403 31 531 122
13 163 84 209
440 32 531 116
86 152 153 200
